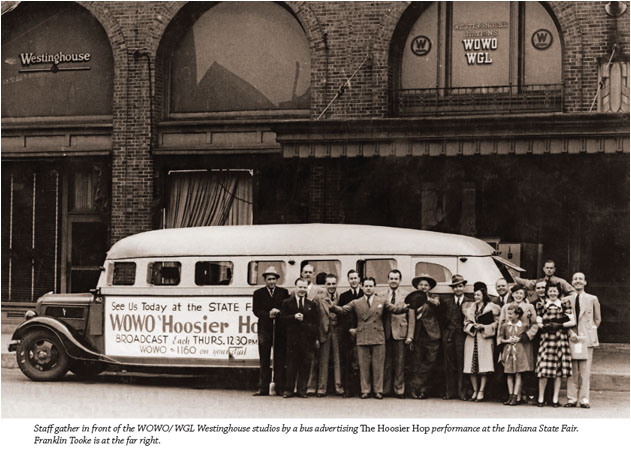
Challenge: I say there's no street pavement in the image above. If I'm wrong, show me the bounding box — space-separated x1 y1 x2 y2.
2 368 628 419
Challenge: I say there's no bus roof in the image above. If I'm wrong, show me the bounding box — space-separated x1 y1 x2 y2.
106 224 495 260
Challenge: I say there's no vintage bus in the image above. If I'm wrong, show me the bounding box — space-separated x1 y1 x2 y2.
9 224 521 381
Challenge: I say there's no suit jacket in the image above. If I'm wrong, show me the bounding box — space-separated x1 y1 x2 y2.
490 293 513 308
336 295 389 346
280 296 318 345
315 291 343 344
381 288 414 341
464 302 500 339
338 288 362 332
252 286 290 332
497 302 539 345
413 294 442 341
438 294 472 332
568 292 601 347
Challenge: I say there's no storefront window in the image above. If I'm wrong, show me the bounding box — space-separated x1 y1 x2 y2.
393 1 562 115
169 2 310 114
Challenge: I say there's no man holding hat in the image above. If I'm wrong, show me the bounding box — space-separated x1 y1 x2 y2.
252 266 290 396
440 274 472 400
407 273 442 399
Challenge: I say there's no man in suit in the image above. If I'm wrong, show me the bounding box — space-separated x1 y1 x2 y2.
333 277 407 399
565 272 601 409
297 264 324 395
486 277 513 401
439 274 472 400
408 274 442 399
382 269 414 398
281 278 319 398
252 266 290 396
315 273 344 396
338 269 363 398
514 259 574 296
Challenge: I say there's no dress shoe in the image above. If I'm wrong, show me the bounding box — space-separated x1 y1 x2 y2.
374 393 383 400
564 401 577 408
298 393 308 398
360 393 370 399
252 390 268 397
343 393 352 398
537 401 545 407
282 392 293 398
503 394 513 405
552 401 561 408
316 393 326 398
509 396 519 406
306 392 316 397
475 391 485 402
416 392 427 400
395 394 405 399
580 403 591 409
442 395 454 400
410 392 419 399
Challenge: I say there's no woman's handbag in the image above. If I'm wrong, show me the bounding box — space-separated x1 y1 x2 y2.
570 335 589 360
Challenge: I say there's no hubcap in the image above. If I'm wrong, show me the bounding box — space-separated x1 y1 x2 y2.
28 340 59 370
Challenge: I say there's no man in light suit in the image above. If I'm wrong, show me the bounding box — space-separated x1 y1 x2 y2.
252 266 290 396
281 278 319 398
333 277 407 399
382 269 414 398
565 272 601 409
315 273 344 396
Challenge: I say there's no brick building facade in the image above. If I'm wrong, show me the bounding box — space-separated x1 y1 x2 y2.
2 1 629 341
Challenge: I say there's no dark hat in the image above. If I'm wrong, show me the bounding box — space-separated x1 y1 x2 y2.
510 283 527 294
404 290 428 309
473 281 488 292
262 266 281 279
412 273 437 290
449 274 467 287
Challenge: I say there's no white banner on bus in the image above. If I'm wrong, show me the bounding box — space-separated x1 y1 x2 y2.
104 296 258 360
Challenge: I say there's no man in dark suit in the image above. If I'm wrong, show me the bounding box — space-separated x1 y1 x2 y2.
281 278 319 398
488 277 513 401
252 266 290 396
408 274 441 399
338 269 362 398
492 278 513 307
315 273 344 396
439 274 472 400
382 269 414 398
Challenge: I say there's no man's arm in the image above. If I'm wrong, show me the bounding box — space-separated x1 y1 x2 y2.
513 276 536 291
593 295 601 328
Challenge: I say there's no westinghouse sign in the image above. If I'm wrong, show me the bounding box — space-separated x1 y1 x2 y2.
104 296 258 360
18 51 92 73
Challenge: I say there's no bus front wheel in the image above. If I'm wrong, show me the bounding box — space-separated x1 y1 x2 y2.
17 330 69 381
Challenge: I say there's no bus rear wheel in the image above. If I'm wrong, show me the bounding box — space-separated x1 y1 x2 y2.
17 330 69 381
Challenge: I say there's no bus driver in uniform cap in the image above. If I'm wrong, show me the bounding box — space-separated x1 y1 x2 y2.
252 266 290 396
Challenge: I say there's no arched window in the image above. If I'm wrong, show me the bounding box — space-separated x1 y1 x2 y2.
391 2 562 115
168 2 311 115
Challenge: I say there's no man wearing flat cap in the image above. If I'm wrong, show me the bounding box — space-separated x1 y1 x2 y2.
252 266 290 396
407 274 442 399
439 274 472 400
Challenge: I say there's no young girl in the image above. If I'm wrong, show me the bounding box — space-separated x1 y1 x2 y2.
463 282 500 402
499 304 530 405
535 283 575 407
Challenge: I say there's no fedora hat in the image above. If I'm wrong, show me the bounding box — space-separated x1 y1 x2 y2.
262 266 281 279
412 273 437 290
449 274 467 287
404 290 428 309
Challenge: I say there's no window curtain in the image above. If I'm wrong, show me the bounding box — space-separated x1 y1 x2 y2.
165 172 253 228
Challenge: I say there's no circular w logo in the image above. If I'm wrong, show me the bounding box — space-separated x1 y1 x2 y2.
531 29 553 50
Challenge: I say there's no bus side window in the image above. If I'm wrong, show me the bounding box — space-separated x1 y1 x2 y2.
195 261 234 286
113 262 136 285
248 261 286 285
358 259 396 285
301 260 341 283
148 262 181 286
414 262 452 283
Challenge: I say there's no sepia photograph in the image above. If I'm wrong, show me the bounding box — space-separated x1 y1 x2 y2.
0 0 629 455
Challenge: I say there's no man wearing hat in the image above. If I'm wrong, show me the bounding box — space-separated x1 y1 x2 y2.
252 266 290 396
439 274 472 400
408 274 442 399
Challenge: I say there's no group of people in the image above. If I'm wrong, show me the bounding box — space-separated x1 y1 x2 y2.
252 260 601 408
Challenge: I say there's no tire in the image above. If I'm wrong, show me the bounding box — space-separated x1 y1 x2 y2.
16 330 70 381
69 360 106 379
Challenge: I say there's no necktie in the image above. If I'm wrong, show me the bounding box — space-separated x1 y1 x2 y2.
353 289 357 297
269 289 274 297
299 297 304 311
331 293 335 301
575 294 580 318
391 291 396 304
366 296 371 306
457 297 462 308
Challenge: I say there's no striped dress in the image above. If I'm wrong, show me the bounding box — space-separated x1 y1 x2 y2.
535 301 572 378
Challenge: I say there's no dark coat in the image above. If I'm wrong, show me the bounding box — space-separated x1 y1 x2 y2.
280 296 319 344
339 288 363 331
252 286 290 333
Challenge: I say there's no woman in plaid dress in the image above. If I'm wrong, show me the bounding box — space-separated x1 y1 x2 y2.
535 283 575 407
